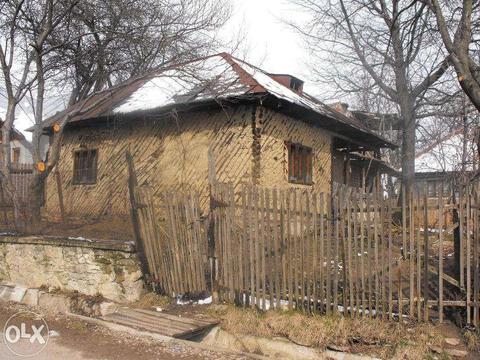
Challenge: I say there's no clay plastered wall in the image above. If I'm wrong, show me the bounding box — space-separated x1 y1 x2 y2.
45 105 255 218
45 104 333 219
0 236 143 303
257 107 332 193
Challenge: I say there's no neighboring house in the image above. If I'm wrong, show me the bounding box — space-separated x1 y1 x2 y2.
414 127 477 198
0 120 34 165
36 53 396 220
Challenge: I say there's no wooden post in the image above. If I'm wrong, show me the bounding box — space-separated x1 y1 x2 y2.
207 149 219 303
423 188 429 322
55 170 66 223
438 184 444 323
125 151 151 283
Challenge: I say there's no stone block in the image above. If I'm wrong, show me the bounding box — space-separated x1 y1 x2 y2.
99 302 118 316
9 286 27 302
22 288 39 306
38 292 71 314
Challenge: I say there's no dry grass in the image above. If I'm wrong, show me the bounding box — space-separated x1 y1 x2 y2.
207 305 445 359
131 292 172 309
463 329 480 352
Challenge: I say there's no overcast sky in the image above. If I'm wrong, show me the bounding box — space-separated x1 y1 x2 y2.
1 0 317 140
228 0 311 84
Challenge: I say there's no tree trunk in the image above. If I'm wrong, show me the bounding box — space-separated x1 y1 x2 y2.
1 104 24 229
400 98 416 195
26 171 47 232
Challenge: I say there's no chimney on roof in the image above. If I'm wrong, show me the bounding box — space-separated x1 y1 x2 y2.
268 74 304 94
329 102 350 114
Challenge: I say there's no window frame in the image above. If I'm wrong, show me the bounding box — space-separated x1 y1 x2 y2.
12 147 20 164
286 142 313 185
72 149 98 185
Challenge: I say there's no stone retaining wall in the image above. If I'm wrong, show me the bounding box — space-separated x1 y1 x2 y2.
0 234 144 303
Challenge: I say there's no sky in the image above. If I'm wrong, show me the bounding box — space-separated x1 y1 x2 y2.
1 0 316 140
227 0 311 84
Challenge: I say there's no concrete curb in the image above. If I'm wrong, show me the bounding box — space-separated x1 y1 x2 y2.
65 312 268 359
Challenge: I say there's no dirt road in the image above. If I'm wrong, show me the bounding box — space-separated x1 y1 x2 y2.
0 301 247 360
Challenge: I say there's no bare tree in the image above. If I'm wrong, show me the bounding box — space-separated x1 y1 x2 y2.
289 0 450 193
422 0 480 112
0 0 233 229
0 0 75 228
49 0 232 106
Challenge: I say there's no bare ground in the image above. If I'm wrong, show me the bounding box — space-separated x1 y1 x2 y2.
0 301 247 360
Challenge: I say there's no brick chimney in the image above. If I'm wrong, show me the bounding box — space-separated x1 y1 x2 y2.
268 74 304 93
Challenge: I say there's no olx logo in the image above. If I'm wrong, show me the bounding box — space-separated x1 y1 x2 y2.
3 311 49 357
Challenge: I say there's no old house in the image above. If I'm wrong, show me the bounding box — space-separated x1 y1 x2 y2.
0 121 33 164
37 53 395 224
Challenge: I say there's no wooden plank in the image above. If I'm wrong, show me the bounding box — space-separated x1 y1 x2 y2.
260 188 267 311
438 187 444 323
132 309 218 327
286 189 293 311
325 191 332 315
333 188 340 313
373 183 379 318
466 182 472 324
459 182 465 289
241 187 247 306
125 151 150 278
279 189 286 305
347 188 354 317
266 189 275 309
366 190 372 318
388 199 393 321
409 192 415 318
312 192 318 314
293 189 299 310
248 187 254 307
319 192 325 314
474 184 479 326
300 190 306 312
360 188 366 316
380 188 386 319
416 192 422 320
272 188 281 310
339 186 348 316
423 189 430 322
254 187 261 308
55 170 66 223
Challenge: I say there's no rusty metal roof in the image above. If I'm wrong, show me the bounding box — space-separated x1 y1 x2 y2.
34 53 396 149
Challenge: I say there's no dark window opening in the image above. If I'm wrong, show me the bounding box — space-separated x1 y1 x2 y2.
287 142 313 185
73 149 97 184
290 78 303 92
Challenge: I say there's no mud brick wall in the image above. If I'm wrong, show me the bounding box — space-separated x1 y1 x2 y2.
45 104 333 219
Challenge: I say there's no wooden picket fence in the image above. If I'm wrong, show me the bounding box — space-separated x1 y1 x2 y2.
212 181 480 324
130 172 480 324
133 186 208 295
0 163 34 225
0 163 33 203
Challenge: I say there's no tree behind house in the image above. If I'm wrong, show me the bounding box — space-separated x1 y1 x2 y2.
288 0 451 194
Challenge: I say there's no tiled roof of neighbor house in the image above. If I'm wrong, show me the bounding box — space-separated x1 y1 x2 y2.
415 127 476 173
35 53 396 148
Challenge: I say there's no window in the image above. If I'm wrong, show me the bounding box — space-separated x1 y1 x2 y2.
287 142 313 184
427 181 436 197
12 148 20 164
73 149 98 184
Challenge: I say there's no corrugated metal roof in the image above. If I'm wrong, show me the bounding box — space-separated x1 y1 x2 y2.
35 53 396 148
